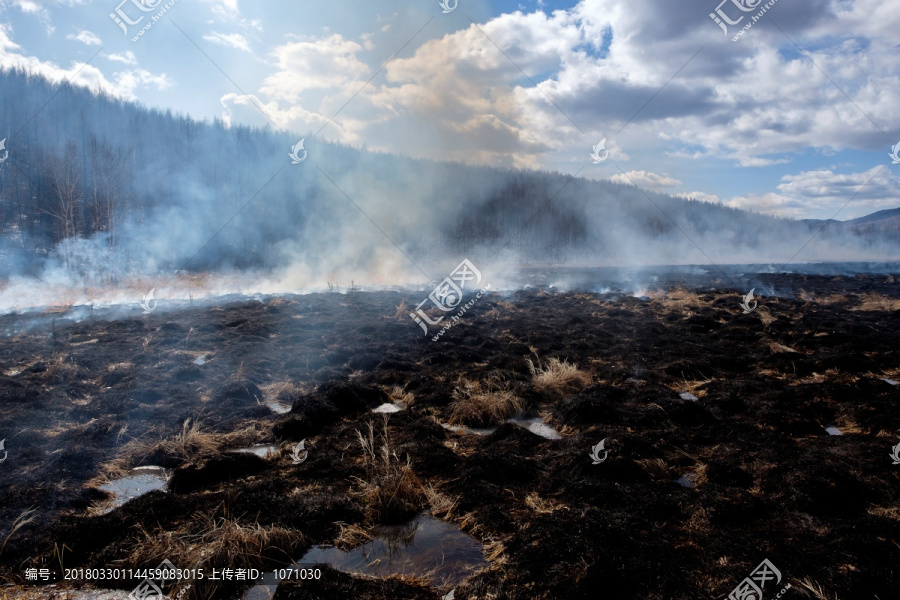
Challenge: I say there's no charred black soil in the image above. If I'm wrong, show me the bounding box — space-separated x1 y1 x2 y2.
1 273 899 599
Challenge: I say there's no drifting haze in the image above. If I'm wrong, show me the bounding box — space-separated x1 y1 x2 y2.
0 70 897 312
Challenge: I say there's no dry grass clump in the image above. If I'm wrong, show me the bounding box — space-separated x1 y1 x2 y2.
334 522 371 550
851 293 900 311
768 341 799 354
449 377 522 427
93 420 269 484
527 357 591 397
126 510 302 600
423 484 459 519
386 384 415 408
524 492 566 514
355 419 425 523
46 354 79 383
656 287 705 309
636 458 673 480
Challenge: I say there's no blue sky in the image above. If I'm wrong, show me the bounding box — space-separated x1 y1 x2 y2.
0 0 898 220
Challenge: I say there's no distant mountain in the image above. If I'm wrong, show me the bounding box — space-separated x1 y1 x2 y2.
0 68 897 282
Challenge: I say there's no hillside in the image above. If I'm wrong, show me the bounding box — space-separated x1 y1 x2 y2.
0 68 897 285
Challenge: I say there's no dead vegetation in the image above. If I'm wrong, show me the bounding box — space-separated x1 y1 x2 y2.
449 376 522 427
0 507 38 557
354 419 425 523
527 357 591 397
90 419 269 485
850 293 900 311
125 507 302 600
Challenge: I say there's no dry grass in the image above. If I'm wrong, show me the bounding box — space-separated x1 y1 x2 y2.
46 354 79 383
850 293 900 311
334 522 371 550
868 506 900 521
355 419 425 523
0 507 38 556
799 578 834 600
449 377 522 427
91 420 269 485
524 492 566 514
424 484 459 519
125 508 302 600
527 357 591 397
258 380 305 401
655 287 705 310
768 341 799 354
636 458 673 480
385 384 415 408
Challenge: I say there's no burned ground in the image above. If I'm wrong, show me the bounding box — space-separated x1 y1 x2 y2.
0 273 899 599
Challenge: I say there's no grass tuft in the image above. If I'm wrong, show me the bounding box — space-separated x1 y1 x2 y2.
354 419 425 523
449 377 522 427
527 357 591 397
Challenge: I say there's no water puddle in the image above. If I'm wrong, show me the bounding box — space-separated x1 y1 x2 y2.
229 443 280 458
881 378 899 386
265 401 291 414
679 392 699 401
442 416 562 440
372 402 402 414
441 423 497 437
825 426 843 436
242 513 484 600
99 466 169 510
193 354 208 366
676 473 697 488
507 417 562 440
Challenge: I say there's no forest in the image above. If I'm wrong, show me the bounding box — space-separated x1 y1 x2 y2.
0 68 896 284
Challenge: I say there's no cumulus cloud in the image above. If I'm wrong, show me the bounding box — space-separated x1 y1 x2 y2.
0 24 170 101
66 29 99 45
724 166 900 219
611 170 682 191
202 31 251 52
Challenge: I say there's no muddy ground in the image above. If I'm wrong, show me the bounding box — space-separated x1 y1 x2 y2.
0 272 899 599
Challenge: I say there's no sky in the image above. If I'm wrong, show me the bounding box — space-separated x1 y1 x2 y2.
0 0 898 221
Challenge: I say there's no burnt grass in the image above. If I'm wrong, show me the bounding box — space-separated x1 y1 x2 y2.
0 273 899 599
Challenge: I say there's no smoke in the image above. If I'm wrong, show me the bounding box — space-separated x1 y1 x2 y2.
0 68 898 313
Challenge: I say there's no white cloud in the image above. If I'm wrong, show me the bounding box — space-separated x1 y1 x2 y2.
611 170 681 191
66 29 100 46
105 50 137 65
202 31 251 52
0 23 170 101
724 166 900 219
